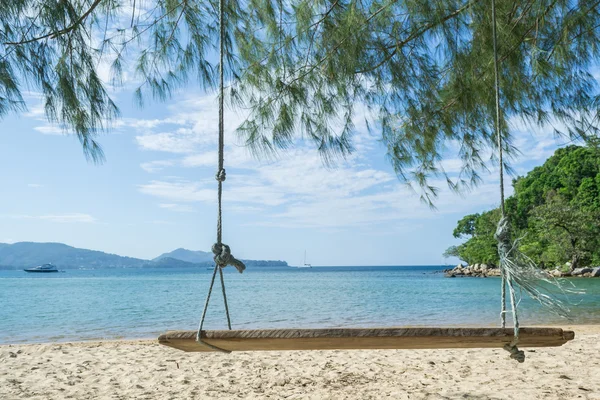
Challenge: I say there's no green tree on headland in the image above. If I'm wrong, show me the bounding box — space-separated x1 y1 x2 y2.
527 192 600 269
449 209 501 266
447 145 600 270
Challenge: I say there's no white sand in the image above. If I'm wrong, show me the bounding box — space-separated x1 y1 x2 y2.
1 325 599 400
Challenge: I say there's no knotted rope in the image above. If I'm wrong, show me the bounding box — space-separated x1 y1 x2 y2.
491 0 524 362
490 0 581 362
494 217 524 361
212 243 246 273
195 0 245 353
503 341 526 363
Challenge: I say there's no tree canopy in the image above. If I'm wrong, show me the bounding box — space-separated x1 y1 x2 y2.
2 1 600 198
447 144 600 269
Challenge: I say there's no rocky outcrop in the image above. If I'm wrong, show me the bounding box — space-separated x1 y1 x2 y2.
572 267 593 276
449 265 600 278
444 263 500 278
549 269 564 278
571 268 592 276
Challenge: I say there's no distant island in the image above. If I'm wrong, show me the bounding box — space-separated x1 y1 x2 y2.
0 242 287 270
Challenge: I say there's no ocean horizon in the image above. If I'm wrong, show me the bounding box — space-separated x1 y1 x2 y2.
1 265 598 344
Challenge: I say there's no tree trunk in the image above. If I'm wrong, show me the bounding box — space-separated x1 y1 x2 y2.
570 253 580 272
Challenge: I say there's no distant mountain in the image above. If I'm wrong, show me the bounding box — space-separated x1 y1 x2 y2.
146 257 199 268
153 248 213 264
0 242 146 269
0 242 288 270
147 256 288 268
154 248 288 267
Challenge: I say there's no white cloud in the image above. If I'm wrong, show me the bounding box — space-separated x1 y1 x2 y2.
134 94 251 154
147 220 176 225
34 125 65 135
23 102 45 118
27 183 44 188
138 146 421 228
121 117 187 130
439 158 465 174
136 131 202 153
255 151 394 198
132 90 573 230
138 179 214 203
138 177 287 206
228 205 265 214
39 214 97 223
181 152 218 167
158 203 196 213
3 214 97 223
140 160 175 173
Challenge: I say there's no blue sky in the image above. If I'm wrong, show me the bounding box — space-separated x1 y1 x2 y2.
0 79 573 266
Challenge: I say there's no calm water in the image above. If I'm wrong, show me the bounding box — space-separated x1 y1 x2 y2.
0 266 598 344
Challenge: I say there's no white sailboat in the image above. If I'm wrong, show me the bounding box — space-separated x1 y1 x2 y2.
302 250 312 268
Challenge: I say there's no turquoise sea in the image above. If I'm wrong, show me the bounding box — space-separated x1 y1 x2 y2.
1 265 599 344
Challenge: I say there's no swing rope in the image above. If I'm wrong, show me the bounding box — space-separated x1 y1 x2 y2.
195 0 245 353
490 0 525 363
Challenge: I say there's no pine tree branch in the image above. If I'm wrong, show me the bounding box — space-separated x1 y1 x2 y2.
136 1 188 92
304 0 340 71
543 0 600 64
4 0 103 45
354 1 478 75
495 0 562 66
238 2 399 130
286 0 410 87
354 49 398 74
0 7 43 61
242 0 342 78
105 0 187 79
118 0 186 47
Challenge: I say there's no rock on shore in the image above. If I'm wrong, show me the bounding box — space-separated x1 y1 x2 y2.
446 264 600 278
444 264 501 278
552 266 600 278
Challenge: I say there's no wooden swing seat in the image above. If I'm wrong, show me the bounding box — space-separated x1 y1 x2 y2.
158 327 574 352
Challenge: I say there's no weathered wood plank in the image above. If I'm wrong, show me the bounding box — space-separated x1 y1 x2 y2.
158 327 575 352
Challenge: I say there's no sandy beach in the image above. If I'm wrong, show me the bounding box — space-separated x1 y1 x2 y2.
1 325 598 400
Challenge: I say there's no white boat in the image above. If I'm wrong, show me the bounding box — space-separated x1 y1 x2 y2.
24 263 59 273
301 250 312 268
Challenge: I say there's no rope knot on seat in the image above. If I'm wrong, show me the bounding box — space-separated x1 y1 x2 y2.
494 216 512 258
503 343 525 363
216 168 226 182
212 243 246 273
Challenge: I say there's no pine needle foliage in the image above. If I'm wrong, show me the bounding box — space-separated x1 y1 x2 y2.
1 0 600 196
